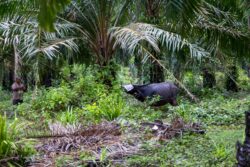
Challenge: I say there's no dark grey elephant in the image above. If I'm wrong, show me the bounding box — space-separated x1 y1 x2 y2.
123 82 179 106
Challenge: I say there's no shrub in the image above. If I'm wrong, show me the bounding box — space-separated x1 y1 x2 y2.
0 89 11 102
0 115 35 165
85 93 124 122
98 93 124 121
56 106 79 125
238 68 250 90
32 85 77 112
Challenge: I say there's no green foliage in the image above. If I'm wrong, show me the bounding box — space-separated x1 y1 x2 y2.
55 151 96 166
55 154 75 167
61 64 108 103
0 90 11 102
32 86 77 112
117 67 135 84
99 148 108 162
0 90 13 114
183 71 203 92
98 93 124 121
0 101 13 115
0 115 35 164
85 92 124 122
127 129 243 166
238 68 250 90
56 106 79 125
169 91 249 126
38 0 71 31
17 65 124 124
121 103 165 122
0 0 249 165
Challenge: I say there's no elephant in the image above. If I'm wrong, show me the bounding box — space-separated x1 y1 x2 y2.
123 82 179 106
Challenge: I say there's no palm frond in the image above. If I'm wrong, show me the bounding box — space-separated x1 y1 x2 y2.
0 15 80 59
28 38 79 60
195 2 248 37
162 0 203 23
0 0 36 18
133 44 198 101
111 23 209 59
0 0 71 31
184 1 250 58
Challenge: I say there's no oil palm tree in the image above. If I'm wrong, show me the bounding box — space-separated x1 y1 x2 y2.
66 0 208 86
0 0 71 31
195 0 250 90
0 15 80 87
146 0 249 89
131 0 204 83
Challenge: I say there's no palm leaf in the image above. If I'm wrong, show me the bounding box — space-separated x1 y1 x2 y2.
0 0 71 31
0 15 80 59
111 23 209 59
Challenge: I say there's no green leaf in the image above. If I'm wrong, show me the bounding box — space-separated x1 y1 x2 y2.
38 0 71 31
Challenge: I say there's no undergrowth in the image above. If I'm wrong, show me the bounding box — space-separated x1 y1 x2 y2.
0 65 249 166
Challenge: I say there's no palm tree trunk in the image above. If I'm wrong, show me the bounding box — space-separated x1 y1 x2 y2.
202 68 216 88
32 57 41 99
3 70 14 91
248 16 250 31
13 43 21 79
135 55 144 84
247 66 250 78
225 65 238 92
236 111 250 166
247 15 250 78
173 60 182 81
145 0 165 83
150 56 165 83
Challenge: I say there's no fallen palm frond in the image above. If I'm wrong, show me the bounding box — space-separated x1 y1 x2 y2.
141 118 205 141
36 121 121 153
29 118 205 166
29 121 141 166
48 122 82 136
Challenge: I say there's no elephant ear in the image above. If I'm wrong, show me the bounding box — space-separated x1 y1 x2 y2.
123 84 134 92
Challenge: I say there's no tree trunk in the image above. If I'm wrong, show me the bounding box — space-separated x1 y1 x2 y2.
173 63 182 81
247 15 250 78
2 70 14 91
247 65 250 78
135 55 144 84
172 52 184 81
145 0 165 83
225 65 238 92
202 68 216 88
150 56 164 83
13 43 21 80
236 111 250 167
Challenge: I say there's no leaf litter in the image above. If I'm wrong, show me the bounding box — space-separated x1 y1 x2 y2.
28 118 204 166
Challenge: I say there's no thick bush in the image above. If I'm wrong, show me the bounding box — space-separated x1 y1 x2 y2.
85 93 124 122
32 85 77 112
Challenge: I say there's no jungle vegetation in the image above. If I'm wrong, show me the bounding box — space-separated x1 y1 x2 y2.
0 0 249 166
